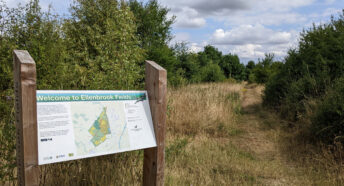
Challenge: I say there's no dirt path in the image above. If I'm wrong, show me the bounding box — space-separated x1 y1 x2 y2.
237 84 278 159
231 83 298 185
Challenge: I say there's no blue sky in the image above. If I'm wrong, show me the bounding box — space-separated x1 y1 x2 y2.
5 0 343 62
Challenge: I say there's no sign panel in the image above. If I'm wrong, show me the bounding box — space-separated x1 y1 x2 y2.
36 90 156 165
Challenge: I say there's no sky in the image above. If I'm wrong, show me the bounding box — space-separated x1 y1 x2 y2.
4 0 344 62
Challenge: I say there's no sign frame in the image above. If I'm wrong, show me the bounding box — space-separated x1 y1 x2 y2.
13 50 167 186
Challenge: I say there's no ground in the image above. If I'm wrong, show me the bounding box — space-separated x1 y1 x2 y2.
165 82 343 185
6 82 341 185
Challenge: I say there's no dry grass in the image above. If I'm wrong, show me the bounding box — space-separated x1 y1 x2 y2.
2 82 344 185
167 82 243 136
166 82 344 185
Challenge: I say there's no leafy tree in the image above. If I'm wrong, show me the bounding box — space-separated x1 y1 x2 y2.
64 0 144 90
128 0 183 87
245 60 255 80
250 53 278 84
173 42 200 82
198 45 222 66
129 0 174 49
220 53 245 80
200 63 226 82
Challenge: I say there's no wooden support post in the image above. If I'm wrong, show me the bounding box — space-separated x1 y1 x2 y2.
13 50 40 186
143 60 167 186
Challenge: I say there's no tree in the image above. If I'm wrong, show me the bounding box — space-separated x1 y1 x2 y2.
250 53 277 83
64 0 144 90
129 0 174 49
245 60 255 80
220 53 245 80
173 42 200 82
200 63 225 82
198 45 222 66
129 0 179 85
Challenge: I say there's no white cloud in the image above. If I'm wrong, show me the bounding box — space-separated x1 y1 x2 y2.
231 44 265 59
158 0 319 60
253 0 315 12
190 43 203 53
221 12 308 26
160 0 316 29
206 24 300 59
210 24 291 45
174 7 206 28
171 32 190 45
162 0 249 15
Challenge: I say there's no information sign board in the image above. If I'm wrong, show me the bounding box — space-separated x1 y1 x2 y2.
36 90 156 165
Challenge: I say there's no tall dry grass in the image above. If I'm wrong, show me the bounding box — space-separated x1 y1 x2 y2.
167 82 243 136
165 82 249 185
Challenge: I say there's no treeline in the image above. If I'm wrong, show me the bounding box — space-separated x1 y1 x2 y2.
264 10 344 145
161 43 283 86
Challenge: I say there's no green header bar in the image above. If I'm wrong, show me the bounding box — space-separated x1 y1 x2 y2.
36 92 146 102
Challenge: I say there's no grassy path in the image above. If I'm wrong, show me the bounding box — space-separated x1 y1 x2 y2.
231 83 342 185
165 82 343 185
232 83 294 185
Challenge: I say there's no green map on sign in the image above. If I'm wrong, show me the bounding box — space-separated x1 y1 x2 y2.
88 107 111 146
71 101 130 156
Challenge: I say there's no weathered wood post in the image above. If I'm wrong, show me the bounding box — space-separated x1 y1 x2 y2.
143 60 167 186
13 50 40 186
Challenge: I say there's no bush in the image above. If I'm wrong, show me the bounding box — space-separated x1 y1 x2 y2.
199 64 226 82
312 78 344 144
263 10 344 144
263 69 289 108
249 54 281 84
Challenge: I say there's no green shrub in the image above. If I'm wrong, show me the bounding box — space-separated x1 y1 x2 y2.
263 69 289 108
312 78 344 144
249 54 281 84
263 10 344 144
264 11 344 112
199 63 226 82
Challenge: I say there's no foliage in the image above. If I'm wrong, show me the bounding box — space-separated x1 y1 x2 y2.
129 0 179 85
0 0 146 182
312 78 344 144
129 0 174 49
173 43 200 83
199 63 226 82
220 53 246 80
245 60 255 81
64 0 144 90
198 45 222 66
249 54 282 84
170 44 250 85
0 0 66 182
263 10 344 144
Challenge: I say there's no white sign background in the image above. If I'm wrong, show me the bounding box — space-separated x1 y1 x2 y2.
36 90 156 165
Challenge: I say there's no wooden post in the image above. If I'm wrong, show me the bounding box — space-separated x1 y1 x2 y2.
143 60 167 186
13 50 40 186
